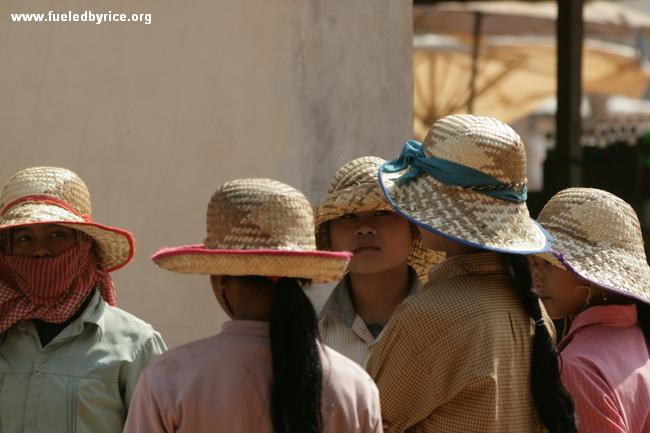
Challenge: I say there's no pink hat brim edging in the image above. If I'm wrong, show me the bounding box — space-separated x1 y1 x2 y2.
0 220 135 272
151 245 352 283
152 245 352 261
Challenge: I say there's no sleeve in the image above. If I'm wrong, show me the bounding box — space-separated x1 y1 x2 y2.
123 371 173 433
561 358 627 433
122 332 168 407
367 305 498 433
366 307 422 433
363 379 384 433
406 377 497 433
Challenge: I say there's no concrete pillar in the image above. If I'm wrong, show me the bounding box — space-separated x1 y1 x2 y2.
0 0 412 347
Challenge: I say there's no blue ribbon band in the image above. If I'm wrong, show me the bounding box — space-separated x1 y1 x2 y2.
382 140 527 203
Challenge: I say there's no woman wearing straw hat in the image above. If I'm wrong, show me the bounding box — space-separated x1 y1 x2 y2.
123 178 382 433
0 166 167 433
530 188 650 433
314 156 443 367
366 114 577 433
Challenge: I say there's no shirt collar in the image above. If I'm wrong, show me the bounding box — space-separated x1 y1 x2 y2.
77 289 106 338
320 267 421 328
221 320 269 337
14 289 106 340
558 304 638 351
424 252 505 287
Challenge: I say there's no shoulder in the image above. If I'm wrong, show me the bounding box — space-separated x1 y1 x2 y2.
145 334 222 375
395 272 516 329
322 345 378 395
100 304 163 351
559 342 610 393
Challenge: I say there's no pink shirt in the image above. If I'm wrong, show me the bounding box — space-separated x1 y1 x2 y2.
558 305 650 433
124 320 382 433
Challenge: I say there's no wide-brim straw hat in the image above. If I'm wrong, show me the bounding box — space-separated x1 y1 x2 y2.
0 166 134 271
379 114 550 254
536 188 650 305
314 156 444 283
152 178 351 283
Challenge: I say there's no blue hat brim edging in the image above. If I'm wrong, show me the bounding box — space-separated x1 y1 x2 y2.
377 162 552 255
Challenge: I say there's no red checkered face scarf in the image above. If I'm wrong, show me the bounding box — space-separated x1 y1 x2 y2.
0 237 116 333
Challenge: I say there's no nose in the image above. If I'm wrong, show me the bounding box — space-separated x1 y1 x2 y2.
32 243 54 258
355 224 377 237
32 249 54 258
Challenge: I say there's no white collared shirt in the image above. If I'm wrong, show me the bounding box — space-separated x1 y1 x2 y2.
319 269 420 367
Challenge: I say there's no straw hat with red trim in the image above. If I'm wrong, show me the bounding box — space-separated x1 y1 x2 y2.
0 166 135 271
152 178 351 283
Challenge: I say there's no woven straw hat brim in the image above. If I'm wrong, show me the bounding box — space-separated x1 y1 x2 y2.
539 230 650 305
314 183 445 283
152 246 352 284
0 202 134 272
379 163 550 254
314 184 387 228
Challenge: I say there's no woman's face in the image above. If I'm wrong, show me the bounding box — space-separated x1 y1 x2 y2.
529 256 589 320
9 224 78 257
329 210 414 275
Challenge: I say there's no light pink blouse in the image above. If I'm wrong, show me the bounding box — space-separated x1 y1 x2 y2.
559 305 650 433
124 320 382 433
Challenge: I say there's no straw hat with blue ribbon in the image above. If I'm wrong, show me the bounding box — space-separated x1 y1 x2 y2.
536 188 650 304
379 114 550 254
314 156 444 283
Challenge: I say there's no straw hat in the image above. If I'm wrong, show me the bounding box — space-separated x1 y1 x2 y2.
0 166 134 271
379 114 549 254
537 188 650 304
152 178 351 283
314 156 444 282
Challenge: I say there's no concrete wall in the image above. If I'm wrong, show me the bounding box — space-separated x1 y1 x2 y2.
0 0 412 347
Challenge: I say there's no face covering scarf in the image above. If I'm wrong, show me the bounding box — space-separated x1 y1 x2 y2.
0 236 116 333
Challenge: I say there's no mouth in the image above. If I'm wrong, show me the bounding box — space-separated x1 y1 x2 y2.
353 246 381 254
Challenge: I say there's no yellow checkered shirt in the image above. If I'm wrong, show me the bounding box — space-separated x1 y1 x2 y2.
367 252 548 433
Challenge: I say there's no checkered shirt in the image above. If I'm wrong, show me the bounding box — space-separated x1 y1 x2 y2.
367 252 549 433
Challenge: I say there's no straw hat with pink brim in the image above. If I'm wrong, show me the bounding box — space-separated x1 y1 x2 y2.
536 187 650 305
0 166 134 272
152 178 351 283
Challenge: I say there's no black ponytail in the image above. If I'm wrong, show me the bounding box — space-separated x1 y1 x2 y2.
636 301 650 347
504 254 577 433
268 277 323 433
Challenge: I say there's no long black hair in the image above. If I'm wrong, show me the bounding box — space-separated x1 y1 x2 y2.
504 254 577 433
263 276 323 433
636 301 650 346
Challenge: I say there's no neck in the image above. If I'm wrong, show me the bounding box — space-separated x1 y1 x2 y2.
348 266 411 326
444 242 479 258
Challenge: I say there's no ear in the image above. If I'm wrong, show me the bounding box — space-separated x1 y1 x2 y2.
210 275 223 291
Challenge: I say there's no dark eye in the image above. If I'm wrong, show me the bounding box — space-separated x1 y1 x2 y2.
51 230 69 239
13 234 32 243
340 213 357 220
375 210 393 217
